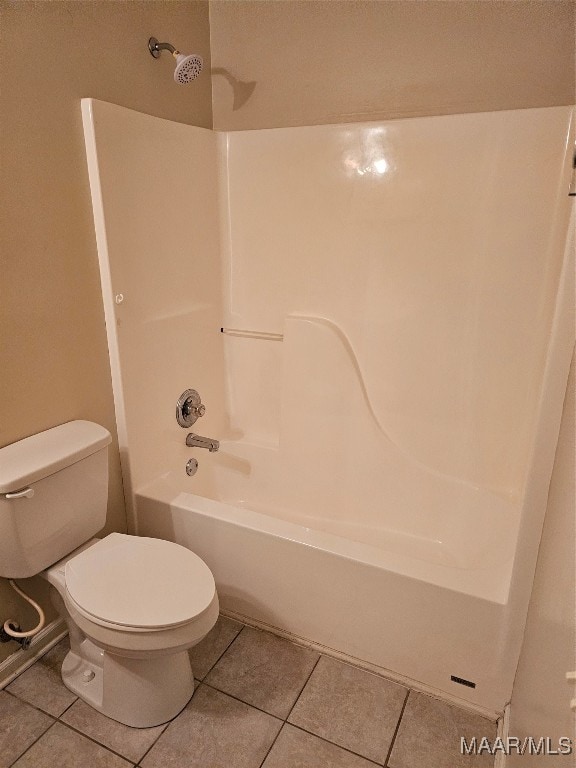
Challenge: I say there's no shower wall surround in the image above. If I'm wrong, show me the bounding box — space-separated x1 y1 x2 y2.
82 100 227 515
222 110 569 495
82 100 574 711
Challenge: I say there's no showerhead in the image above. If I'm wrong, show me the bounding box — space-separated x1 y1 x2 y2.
148 37 203 85
174 52 203 84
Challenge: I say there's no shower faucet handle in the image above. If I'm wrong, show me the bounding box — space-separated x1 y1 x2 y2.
176 389 206 428
185 400 205 419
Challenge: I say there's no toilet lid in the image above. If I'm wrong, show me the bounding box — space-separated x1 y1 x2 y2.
65 533 216 629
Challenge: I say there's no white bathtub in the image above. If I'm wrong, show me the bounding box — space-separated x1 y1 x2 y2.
136 454 520 715
84 100 575 719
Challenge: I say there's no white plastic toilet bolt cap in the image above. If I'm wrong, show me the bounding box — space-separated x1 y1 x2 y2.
65 533 216 629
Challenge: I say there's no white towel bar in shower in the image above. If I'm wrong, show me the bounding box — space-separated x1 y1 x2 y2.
220 327 284 341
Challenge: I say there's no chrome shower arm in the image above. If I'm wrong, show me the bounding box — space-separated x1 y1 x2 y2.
148 38 177 58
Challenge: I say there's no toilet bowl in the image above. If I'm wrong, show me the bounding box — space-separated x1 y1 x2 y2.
43 532 219 727
0 421 219 729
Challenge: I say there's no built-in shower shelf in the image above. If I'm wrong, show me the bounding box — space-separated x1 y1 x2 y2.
220 327 284 341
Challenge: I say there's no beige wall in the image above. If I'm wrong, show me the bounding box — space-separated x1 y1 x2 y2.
0 0 212 664
210 0 575 131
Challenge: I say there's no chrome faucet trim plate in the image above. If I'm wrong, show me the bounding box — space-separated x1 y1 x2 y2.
176 389 206 428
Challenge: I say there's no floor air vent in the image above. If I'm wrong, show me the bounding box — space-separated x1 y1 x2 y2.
451 675 476 689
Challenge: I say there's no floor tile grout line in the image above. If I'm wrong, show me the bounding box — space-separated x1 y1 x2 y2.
7 718 58 768
256 719 286 768
3 687 61 721
56 696 80 720
202 671 384 768
284 653 321 722
199 680 284 723
383 688 411 768
197 622 246 682
286 722 385 767
133 719 171 766
201 651 391 766
256 653 321 768
284 652 391 765
51 718 155 764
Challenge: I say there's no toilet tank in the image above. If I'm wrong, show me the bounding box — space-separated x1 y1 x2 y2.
0 421 112 579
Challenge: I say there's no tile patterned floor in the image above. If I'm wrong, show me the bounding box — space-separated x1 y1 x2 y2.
0 616 497 768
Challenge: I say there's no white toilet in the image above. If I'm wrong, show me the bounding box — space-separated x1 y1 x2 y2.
0 420 219 727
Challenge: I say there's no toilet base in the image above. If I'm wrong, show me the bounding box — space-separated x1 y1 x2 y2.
61 637 195 727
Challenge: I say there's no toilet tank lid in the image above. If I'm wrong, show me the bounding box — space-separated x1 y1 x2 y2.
0 421 111 493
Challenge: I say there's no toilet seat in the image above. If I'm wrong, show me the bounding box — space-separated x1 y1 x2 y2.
64 533 216 631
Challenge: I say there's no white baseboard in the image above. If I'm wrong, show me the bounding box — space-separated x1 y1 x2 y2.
0 619 67 689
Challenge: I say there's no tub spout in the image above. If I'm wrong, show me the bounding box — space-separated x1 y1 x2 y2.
186 433 220 452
